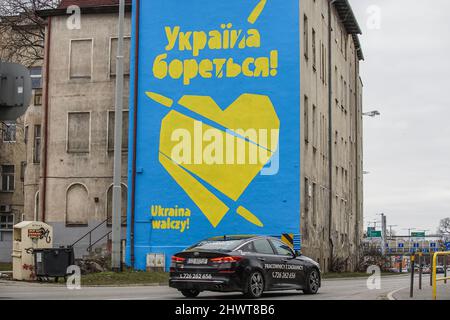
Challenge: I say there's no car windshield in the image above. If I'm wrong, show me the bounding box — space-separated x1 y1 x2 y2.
186 240 243 252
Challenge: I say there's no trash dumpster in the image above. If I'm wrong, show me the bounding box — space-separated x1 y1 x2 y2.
34 247 75 282
12 221 53 281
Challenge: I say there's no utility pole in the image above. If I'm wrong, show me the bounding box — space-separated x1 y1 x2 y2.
381 214 387 256
111 0 125 272
388 225 398 238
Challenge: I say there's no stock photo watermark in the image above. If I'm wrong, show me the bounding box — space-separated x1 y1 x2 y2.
366 265 382 290
168 122 280 176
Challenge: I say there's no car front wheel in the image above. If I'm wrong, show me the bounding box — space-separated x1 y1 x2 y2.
303 269 320 294
244 271 264 299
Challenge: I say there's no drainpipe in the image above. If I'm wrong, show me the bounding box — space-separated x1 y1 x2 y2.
130 0 141 268
327 0 338 271
41 17 51 223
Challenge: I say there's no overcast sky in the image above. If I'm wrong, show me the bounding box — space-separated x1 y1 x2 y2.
349 0 450 235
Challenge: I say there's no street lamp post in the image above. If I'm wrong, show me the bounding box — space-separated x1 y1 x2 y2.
363 110 381 118
111 0 125 272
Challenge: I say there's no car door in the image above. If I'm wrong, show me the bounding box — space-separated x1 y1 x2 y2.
250 238 281 289
269 239 306 288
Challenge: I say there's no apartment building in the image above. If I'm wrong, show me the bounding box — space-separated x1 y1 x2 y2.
0 28 43 262
300 0 364 271
30 0 132 256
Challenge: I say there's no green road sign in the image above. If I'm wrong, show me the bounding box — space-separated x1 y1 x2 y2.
411 232 425 238
368 230 382 238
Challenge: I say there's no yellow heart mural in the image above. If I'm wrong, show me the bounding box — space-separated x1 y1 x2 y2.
148 93 280 228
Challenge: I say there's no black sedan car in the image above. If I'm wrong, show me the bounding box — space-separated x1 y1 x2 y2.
169 235 321 298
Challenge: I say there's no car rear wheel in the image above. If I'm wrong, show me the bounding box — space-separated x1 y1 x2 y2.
303 269 320 294
244 271 264 299
180 289 200 298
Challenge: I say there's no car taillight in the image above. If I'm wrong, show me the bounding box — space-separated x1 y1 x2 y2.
210 256 242 264
171 256 186 263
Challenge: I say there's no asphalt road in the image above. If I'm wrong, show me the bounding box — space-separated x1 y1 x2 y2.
0 275 412 300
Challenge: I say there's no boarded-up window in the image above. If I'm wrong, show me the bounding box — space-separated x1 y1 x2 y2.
106 184 128 225
66 184 89 225
70 39 92 79
107 111 129 152
110 37 131 76
68 112 90 153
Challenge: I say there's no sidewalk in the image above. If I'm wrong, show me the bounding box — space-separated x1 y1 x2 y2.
391 281 450 300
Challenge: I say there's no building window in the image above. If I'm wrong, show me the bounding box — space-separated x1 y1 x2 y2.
24 126 29 144
312 183 317 226
0 214 14 231
33 125 41 163
34 191 40 221
69 39 93 79
2 121 16 142
20 161 26 182
304 96 309 143
106 184 128 226
107 110 129 152
67 112 90 153
30 67 42 89
110 37 131 77
303 15 308 59
1 165 15 192
34 89 43 106
312 104 317 149
66 183 89 226
312 28 316 70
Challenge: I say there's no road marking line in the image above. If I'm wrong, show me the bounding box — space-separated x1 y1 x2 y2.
387 286 408 300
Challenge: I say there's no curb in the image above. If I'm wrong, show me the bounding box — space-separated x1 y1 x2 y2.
0 279 169 288
323 274 409 282
82 283 169 288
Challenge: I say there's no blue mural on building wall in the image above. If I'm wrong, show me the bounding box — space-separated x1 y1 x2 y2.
127 0 301 270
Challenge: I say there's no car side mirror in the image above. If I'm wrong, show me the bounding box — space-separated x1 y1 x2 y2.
295 250 302 257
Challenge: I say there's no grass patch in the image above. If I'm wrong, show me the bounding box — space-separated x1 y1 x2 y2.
80 271 169 286
322 272 404 279
0 263 12 271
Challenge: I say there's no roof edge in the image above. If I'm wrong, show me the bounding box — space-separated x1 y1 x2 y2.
36 4 132 18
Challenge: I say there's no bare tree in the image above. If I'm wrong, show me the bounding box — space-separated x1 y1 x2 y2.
438 218 450 235
0 0 61 66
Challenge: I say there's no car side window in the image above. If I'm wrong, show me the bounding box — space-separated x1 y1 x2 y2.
253 239 275 255
271 240 294 256
240 242 255 253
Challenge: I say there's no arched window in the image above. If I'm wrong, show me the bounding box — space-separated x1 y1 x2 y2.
66 183 89 225
106 184 128 226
